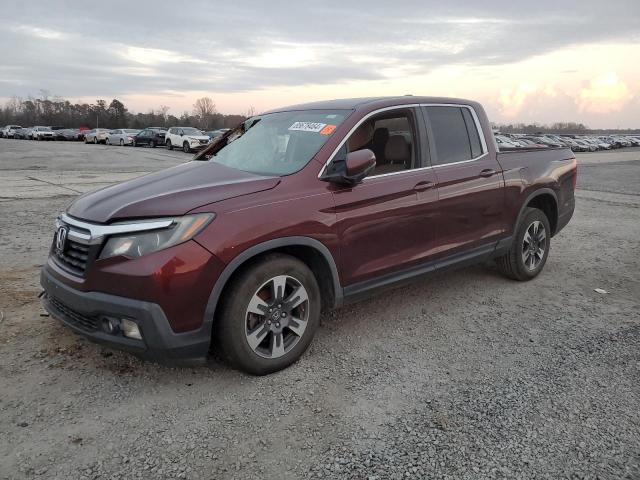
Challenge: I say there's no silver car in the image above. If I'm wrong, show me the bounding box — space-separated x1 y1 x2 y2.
106 129 141 146
84 128 111 144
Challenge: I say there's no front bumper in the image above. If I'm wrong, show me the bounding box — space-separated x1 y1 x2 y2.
40 266 211 365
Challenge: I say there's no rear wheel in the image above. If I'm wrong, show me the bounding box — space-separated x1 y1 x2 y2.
150 140 156 148
93 137 98 144
166 139 172 150
496 207 550 281
119 139 124 146
216 254 321 375
183 142 190 153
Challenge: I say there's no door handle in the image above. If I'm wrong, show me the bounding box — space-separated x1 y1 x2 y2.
414 180 435 192
479 169 497 178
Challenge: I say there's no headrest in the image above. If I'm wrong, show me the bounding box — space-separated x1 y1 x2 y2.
385 135 410 163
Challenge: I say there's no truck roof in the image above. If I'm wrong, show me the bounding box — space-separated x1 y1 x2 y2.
264 96 482 114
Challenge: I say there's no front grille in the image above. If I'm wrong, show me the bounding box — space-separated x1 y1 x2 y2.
53 238 90 277
199 139 208 144
48 296 99 332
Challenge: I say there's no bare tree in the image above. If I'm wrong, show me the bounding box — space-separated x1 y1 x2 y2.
159 105 170 123
193 97 216 129
246 105 256 118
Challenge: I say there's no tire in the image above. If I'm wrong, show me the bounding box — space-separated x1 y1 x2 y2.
131 139 137 147
106 138 111 145
496 207 551 281
166 139 172 150
120 139 124 146
216 254 321 375
150 140 156 148
183 142 190 153
93 137 98 144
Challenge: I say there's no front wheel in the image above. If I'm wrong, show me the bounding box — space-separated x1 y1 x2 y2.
150 140 156 148
216 254 321 375
496 207 550 281
120 139 124 146
93 137 98 144
166 139 172 150
183 142 190 153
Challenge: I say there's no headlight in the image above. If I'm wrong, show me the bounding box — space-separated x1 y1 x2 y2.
99 213 214 260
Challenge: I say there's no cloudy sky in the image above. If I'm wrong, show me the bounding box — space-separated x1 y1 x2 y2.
1 0 639 127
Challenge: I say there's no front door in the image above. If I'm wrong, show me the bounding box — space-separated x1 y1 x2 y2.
331 107 439 288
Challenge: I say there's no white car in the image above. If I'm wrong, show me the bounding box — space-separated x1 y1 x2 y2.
84 128 111 144
106 129 141 146
494 134 520 149
32 126 55 140
165 126 210 153
1 125 22 138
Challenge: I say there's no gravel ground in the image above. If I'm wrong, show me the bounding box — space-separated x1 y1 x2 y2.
0 140 639 480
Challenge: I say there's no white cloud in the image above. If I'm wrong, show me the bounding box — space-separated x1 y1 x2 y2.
578 72 633 114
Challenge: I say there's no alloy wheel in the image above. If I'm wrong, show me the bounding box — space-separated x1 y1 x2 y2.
244 275 310 359
522 220 546 270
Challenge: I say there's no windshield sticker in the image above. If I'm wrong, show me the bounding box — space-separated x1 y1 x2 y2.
319 124 337 135
288 122 326 133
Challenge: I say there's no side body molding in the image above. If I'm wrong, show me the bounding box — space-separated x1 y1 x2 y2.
202 236 343 334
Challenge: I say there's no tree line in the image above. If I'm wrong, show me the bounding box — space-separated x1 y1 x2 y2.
0 93 248 131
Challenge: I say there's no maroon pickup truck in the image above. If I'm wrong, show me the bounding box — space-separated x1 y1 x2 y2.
41 96 577 374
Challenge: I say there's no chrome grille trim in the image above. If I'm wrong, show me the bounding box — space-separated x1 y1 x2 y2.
58 213 174 246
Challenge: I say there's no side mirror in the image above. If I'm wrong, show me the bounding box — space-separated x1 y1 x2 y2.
320 148 376 185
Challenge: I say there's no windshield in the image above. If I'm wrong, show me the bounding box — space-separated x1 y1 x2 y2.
208 109 349 176
182 127 202 135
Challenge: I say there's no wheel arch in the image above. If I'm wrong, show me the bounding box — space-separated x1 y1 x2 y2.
518 188 559 235
203 237 343 342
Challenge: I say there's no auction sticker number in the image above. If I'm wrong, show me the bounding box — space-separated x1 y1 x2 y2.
288 122 326 133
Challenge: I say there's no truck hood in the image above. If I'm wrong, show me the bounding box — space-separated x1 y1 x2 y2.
67 161 280 223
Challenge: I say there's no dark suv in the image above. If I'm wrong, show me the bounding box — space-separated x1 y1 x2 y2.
132 128 167 147
41 96 576 374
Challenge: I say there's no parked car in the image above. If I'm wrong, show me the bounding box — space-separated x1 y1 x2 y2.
13 127 31 140
165 127 210 152
55 128 82 141
517 138 547 148
205 129 230 140
84 128 111 144
40 96 577 374
494 134 521 149
106 129 141 146
1 125 23 138
32 126 55 140
131 128 167 147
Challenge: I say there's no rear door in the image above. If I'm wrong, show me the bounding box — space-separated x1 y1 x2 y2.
421 105 506 260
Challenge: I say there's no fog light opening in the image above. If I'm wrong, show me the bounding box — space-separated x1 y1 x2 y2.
121 319 142 340
102 317 121 335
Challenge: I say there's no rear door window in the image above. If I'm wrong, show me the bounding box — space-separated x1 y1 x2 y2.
423 106 484 165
